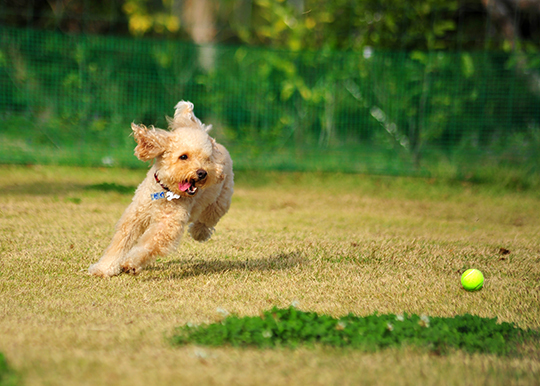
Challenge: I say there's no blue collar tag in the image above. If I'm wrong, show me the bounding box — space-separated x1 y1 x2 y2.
151 192 166 200
151 191 181 201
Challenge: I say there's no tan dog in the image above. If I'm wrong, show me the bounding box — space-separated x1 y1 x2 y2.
89 101 234 277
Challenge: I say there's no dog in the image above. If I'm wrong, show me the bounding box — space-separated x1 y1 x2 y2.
88 101 234 277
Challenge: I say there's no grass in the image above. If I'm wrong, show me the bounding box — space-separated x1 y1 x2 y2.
172 306 537 355
3 134 540 191
0 353 18 386
0 165 539 385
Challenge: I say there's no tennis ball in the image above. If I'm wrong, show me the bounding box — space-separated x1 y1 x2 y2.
461 269 484 291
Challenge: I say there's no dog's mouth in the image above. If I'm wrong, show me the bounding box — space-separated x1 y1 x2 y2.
178 180 198 196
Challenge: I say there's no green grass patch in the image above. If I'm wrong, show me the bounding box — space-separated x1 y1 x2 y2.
172 307 538 356
0 353 18 386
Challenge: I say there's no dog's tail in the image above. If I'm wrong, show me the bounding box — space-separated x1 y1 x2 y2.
168 100 212 132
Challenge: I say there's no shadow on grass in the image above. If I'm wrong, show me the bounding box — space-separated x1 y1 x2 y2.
0 182 136 196
145 251 306 280
0 182 86 196
85 182 136 194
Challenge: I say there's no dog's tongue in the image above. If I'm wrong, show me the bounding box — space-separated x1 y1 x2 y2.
178 181 191 192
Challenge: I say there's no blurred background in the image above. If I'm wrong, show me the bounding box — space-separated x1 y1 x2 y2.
1 0 539 186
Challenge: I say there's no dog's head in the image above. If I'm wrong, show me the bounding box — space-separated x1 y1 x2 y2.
132 101 224 197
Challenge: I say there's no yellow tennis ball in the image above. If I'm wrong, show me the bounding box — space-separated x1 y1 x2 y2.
461 269 484 291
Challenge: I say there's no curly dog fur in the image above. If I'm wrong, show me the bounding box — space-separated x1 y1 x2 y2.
88 101 234 277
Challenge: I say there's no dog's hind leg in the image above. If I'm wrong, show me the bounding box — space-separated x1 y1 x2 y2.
88 205 144 277
120 209 188 274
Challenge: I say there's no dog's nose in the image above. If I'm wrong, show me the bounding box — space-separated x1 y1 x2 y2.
197 169 207 180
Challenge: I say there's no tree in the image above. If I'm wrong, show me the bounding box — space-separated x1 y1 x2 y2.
481 0 540 96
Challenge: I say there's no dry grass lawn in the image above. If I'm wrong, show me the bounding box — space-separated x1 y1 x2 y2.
1 165 539 385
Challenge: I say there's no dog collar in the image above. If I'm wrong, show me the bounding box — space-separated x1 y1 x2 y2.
153 173 181 201
154 172 170 191
151 191 181 201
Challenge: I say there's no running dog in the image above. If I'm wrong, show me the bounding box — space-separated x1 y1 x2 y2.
88 101 234 277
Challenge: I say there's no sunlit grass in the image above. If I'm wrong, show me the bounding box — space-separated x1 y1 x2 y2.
0 165 539 385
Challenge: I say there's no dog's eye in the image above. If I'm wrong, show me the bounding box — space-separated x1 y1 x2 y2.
179 154 188 160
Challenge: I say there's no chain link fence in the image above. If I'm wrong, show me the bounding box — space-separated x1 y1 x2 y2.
1 25 539 182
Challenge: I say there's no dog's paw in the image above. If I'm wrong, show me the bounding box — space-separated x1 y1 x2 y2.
189 222 214 242
88 263 121 278
120 263 142 275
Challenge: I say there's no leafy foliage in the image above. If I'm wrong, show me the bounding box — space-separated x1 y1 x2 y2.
171 307 538 356
1 27 539 176
242 0 461 51
6 0 537 52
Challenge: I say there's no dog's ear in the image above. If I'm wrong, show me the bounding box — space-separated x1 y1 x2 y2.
210 138 222 156
168 100 212 131
213 163 225 183
132 123 169 161
210 140 225 182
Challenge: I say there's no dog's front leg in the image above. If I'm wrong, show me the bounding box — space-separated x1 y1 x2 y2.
189 176 233 242
120 207 189 275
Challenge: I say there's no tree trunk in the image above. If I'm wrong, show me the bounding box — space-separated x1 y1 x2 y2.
175 0 217 71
